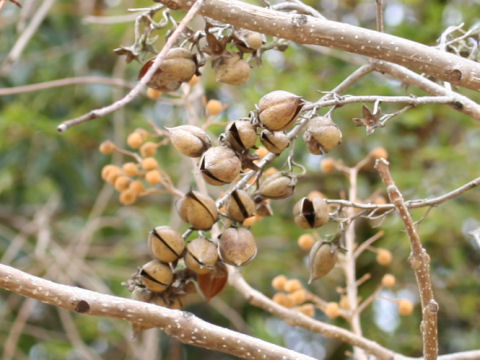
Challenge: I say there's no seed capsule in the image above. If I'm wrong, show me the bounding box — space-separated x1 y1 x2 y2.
258 90 303 131
303 116 342 154
139 48 197 92
225 120 257 152
176 190 218 230
184 237 219 275
259 172 296 199
167 125 211 158
293 197 329 229
140 260 174 293
308 241 337 283
226 189 256 222
260 130 289 154
200 146 241 186
148 226 185 263
219 227 257 266
215 53 251 85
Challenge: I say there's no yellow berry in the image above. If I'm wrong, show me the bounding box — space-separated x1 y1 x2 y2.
255 146 269 159
296 303 315 317
119 189 136 205
127 132 143 149
284 279 302 293
99 140 115 154
382 274 396 287
289 289 307 305
141 157 158 171
147 87 163 100
397 299 414 316
370 147 388 159
188 74 200 87
271 275 287 291
206 99 223 116
129 180 145 195
134 128 150 141
122 162 139 177
321 158 336 173
145 170 162 186
114 176 131 192
297 234 315 251
140 142 158 157
272 292 287 306
105 167 123 184
263 167 277 177
339 295 350 310
325 302 340 318
376 249 393 266
101 164 119 180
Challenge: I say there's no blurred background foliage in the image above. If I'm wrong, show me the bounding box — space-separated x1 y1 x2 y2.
1 0 480 359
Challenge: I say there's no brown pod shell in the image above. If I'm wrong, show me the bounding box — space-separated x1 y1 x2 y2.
219 227 257 266
225 120 257 151
226 189 256 222
215 54 251 85
293 197 329 229
140 260 174 293
258 90 303 131
303 116 342 154
168 125 211 157
184 237 219 275
260 130 289 154
308 241 337 283
259 172 296 199
176 190 218 230
200 146 241 186
148 226 185 263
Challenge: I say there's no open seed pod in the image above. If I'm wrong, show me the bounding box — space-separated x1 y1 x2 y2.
184 237 219 275
200 146 241 185
138 48 197 92
167 125 211 157
148 226 185 263
303 116 342 154
293 197 329 229
259 172 296 199
218 227 257 266
176 190 218 230
226 189 256 222
260 130 289 154
258 90 303 131
225 120 257 152
140 260 174 293
308 241 337 283
215 53 251 85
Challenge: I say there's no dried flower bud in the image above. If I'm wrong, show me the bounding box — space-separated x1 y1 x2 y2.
258 90 303 131
219 227 257 266
148 226 185 263
168 125 211 158
215 53 251 85
259 172 296 199
226 189 256 222
200 146 241 185
140 260 173 293
260 130 289 154
308 241 337 283
293 197 329 229
176 190 218 230
225 120 257 152
303 116 342 154
184 237 218 275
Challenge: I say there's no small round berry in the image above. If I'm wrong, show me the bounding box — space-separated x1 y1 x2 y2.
99 140 115 154
271 275 287 291
296 303 315 317
147 87 163 100
397 299 414 316
122 162 139 177
206 99 223 116
382 274 396 288
254 146 269 159
114 176 131 192
339 295 350 310
272 292 288 306
134 128 150 141
145 170 162 186
376 249 393 266
325 302 340 318
129 180 145 195
188 74 200 87
127 132 143 149
298 234 315 251
101 164 119 180
105 167 123 184
370 147 388 159
284 279 302 293
141 157 158 171
140 142 157 157
321 158 336 173
289 289 307 305
119 189 136 205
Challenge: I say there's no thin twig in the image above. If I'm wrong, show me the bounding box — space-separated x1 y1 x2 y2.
354 231 384 258
375 0 384 33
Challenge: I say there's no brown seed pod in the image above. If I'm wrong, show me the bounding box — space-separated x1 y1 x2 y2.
308 241 337 283
293 197 329 229
233 30 265 52
260 130 289 154
226 189 256 222
167 125 211 158
258 90 303 131
225 120 257 152
184 237 219 275
303 116 342 154
218 227 257 266
176 190 218 230
138 48 197 92
140 260 174 293
215 53 251 85
197 261 228 301
259 172 296 199
148 226 185 263
200 146 241 186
